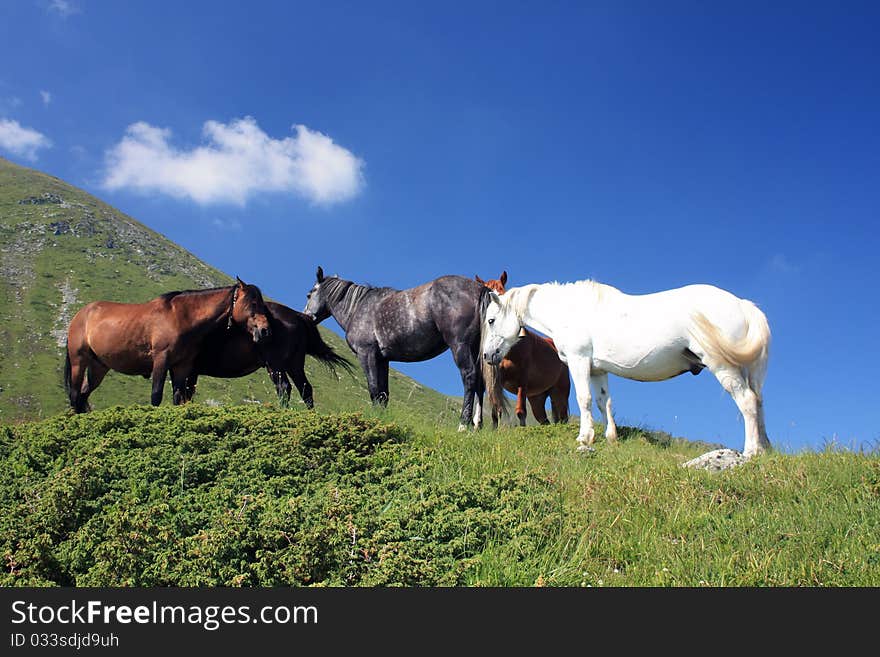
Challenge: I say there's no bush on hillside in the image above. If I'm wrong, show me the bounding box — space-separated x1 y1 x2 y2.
0 406 561 586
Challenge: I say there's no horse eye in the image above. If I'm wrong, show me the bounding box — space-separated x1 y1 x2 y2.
488 318 495 325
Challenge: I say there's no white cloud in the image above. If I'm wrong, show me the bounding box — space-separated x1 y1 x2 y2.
40 90 52 107
48 0 79 17
102 117 365 206
0 119 53 160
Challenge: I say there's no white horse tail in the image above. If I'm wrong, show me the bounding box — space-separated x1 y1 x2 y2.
690 299 771 395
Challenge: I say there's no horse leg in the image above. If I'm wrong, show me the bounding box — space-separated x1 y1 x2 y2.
183 374 198 403
171 364 194 405
376 358 390 407
513 355 530 426
279 372 294 408
491 404 500 429
289 360 314 409
549 370 570 423
709 365 767 458
290 371 312 408
756 397 770 450
267 367 292 407
528 392 550 425
150 357 169 406
79 359 109 411
590 372 618 442
472 345 484 431
357 349 387 407
66 349 89 413
472 388 483 430
567 356 596 451
515 385 529 426
450 342 479 431
749 360 771 450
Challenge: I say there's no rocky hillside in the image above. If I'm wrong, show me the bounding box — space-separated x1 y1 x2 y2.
0 157 458 422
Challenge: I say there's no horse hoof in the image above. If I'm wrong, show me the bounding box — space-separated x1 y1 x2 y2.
457 423 467 432
576 444 596 454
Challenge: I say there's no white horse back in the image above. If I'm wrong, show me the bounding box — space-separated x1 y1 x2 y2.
563 283 761 381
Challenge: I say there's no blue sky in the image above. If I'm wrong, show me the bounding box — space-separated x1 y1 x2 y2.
2 1 878 453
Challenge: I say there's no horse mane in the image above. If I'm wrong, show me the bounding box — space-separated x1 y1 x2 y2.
478 285 494 320
502 280 608 319
321 276 394 317
159 285 233 302
503 284 541 320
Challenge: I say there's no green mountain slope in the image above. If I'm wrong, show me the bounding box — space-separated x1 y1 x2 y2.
0 157 459 423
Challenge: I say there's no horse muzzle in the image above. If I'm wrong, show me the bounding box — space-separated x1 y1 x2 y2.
253 326 271 343
484 349 503 366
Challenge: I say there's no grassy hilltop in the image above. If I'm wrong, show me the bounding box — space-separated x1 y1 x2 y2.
2 158 877 588
0 157 458 423
1 404 878 587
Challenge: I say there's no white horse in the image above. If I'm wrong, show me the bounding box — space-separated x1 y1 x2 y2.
481 281 771 458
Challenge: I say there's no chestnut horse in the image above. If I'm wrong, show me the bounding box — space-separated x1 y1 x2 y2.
64 278 271 412
476 271 569 428
183 301 355 408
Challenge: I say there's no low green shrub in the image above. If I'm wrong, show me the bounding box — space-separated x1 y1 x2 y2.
0 405 560 586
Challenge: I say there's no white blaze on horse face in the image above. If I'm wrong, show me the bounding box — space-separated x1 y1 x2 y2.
303 283 323 319
483 300 520 365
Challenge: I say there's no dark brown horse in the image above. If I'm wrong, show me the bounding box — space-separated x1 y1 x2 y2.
476 271 570 428
64 278 271 412
183 300 355 407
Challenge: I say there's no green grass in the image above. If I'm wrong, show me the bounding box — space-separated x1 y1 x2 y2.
2 404 878 587
399 413 880 586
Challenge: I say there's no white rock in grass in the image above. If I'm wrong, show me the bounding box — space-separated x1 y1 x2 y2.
682 448 747 472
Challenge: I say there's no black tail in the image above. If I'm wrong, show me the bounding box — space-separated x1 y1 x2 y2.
304 322 356 379
63 346 72 400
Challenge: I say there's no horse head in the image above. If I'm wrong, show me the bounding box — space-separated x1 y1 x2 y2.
475 270 508 296
232 276 272 343
303 266 333 323
481 287 522 366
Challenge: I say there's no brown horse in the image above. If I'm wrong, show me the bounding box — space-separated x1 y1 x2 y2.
183 300 355 407
64 278 271 412
476 271 570 428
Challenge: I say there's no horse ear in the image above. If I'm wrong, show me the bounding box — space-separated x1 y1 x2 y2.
236 275 244 286
500 271 507 286
316 266 324 283
475 275 485 285
489 290 502 305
